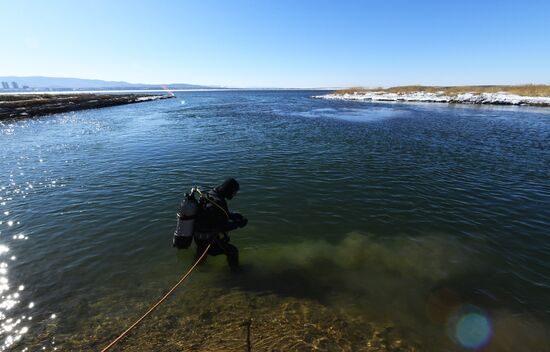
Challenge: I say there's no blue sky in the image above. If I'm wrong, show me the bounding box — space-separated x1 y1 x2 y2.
1 0 549 87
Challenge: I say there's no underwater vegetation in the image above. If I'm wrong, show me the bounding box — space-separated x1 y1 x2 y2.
20 233 549 351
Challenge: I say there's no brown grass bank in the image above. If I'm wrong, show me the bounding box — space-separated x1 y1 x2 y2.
336 85 550 97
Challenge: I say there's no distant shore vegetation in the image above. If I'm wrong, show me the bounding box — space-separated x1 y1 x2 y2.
336 84 550 97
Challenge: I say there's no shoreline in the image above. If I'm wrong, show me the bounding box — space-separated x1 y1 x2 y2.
313 91 550 107
0 88 334 95
0 93 174 120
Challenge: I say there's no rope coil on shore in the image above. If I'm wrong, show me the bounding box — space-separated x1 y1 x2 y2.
100 243 211 352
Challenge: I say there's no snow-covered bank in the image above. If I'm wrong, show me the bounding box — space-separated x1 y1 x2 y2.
313 91 550 107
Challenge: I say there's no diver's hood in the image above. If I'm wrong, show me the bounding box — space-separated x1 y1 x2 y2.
216 178 240 199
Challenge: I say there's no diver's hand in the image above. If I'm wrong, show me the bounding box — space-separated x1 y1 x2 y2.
237 218 248 228
231 213 244 221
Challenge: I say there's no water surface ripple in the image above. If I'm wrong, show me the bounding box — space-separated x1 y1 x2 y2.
1 91 549 350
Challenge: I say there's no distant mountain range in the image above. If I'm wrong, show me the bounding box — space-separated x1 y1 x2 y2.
0 76 214 90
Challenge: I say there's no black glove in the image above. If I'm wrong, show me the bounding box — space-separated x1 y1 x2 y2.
237 218 248 228
231 213 244 221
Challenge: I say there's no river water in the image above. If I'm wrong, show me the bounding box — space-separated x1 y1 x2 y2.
1 90 549 351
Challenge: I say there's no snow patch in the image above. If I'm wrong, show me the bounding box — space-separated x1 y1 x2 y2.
313 91 550 107
135 96 163 102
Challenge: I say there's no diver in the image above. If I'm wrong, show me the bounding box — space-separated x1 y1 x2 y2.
193 178 248 271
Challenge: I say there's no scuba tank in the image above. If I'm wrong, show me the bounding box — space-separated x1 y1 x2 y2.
173 191 200 249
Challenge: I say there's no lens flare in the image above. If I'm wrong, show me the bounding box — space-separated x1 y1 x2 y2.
162 85 175 97
448 305 492 349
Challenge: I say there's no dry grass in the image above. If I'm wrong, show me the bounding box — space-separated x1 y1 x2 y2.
335 84 550 97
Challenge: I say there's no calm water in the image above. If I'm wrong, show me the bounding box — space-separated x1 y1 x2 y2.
1 90 549 351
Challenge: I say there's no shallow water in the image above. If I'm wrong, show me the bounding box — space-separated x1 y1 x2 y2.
1 90 549 351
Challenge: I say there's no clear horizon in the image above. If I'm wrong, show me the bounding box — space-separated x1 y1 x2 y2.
1 0 549 88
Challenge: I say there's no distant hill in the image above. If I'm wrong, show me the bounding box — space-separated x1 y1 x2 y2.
0 76 213 90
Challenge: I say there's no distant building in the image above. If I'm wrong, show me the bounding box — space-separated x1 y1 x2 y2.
11 81 19 89
1 81 9 89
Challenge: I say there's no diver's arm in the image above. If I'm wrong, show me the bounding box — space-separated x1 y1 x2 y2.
219 219 240 232
212 207 241 232
219 212 247 231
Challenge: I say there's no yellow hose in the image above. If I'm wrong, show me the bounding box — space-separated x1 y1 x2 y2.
100 243 211 352
100 187 231 351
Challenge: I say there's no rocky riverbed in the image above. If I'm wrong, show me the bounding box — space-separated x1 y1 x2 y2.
0 93 174 120
21 286 423 352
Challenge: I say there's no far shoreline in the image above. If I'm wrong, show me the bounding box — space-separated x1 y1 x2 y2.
314 85 550 108
1 88 334 95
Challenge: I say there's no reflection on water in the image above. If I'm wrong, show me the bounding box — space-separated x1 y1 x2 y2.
292 106 408 122
1 91 550 350
0 169 31 350
0 243 32 351
0 137 66 350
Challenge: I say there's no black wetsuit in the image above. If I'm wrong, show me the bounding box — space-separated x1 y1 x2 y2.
193 180 245 270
